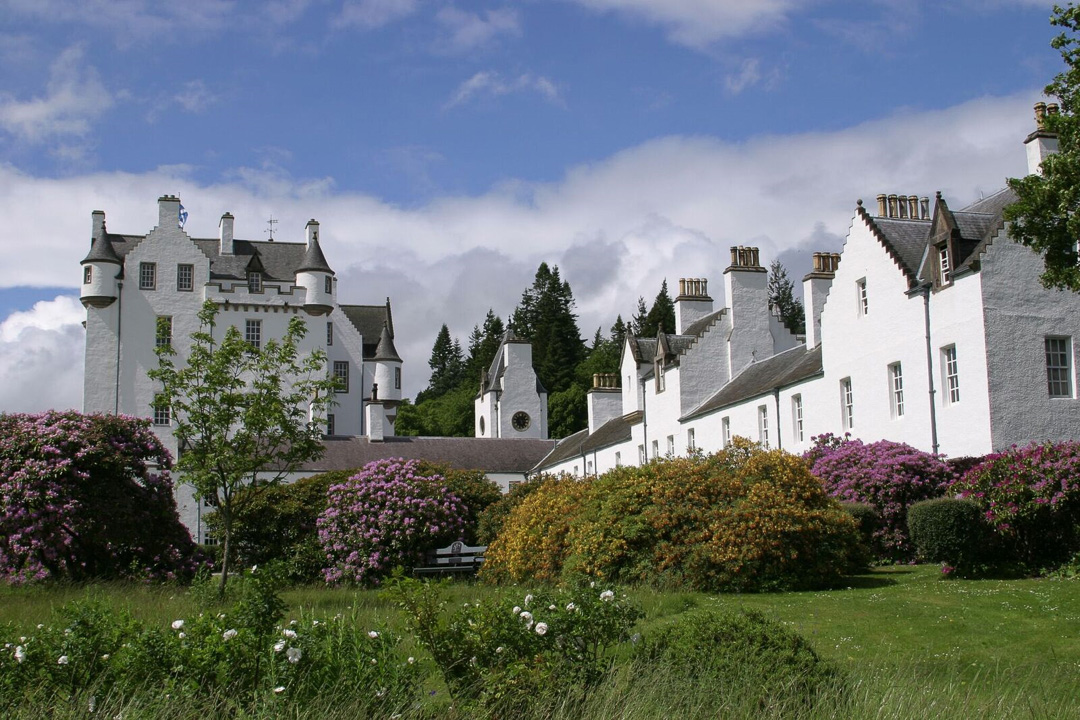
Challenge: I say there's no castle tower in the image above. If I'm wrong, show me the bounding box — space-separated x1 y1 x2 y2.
80 210 121 308
296 219 335 315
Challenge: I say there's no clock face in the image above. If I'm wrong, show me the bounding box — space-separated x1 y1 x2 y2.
511 411 531 432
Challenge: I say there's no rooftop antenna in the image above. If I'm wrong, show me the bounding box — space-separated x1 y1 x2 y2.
265 215 279 241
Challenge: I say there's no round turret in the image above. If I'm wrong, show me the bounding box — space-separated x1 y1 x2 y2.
372 323 403 403
296 219 335 316
80 210 121 308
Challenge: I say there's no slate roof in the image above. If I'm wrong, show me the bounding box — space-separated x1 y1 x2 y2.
681 345 823 421
341 303 395 358
307 436 557 474
191 239 309 282
533 414 634 472
860 208 930 286
82 233 122 264
373 324 402 362
296 236 334 275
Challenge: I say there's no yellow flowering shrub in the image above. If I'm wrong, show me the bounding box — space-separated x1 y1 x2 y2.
480 474 591 584
484 442 861 592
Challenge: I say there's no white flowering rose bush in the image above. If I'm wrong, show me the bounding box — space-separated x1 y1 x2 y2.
318 459 468 585
389 576 642 714
0 567 420 715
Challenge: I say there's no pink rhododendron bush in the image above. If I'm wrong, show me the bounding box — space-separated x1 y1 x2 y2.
950 441 1080 572
804 434 954 562
0 411 202 584
318 458 467 584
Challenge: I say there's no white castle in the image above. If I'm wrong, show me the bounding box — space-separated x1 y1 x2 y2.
80 105 1080 539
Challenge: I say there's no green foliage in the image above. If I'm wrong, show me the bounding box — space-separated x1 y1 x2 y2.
511 262 587 397
907 498 991 576
484 444 862 592
477 477 547 545
838 502 878 569
637 608 841 711
549 384 588 439
395 385 476 437
768 259 806 334
1004 5 1080 291
0 568 419 715
388 575 642 714
149 301 338 596
205 472 345 584
417 324 466 404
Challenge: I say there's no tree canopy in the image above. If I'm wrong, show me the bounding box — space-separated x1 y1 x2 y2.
1005 5 1080 291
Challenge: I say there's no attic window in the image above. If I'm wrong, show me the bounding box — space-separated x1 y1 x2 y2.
938 246 951 285
247 271 263 294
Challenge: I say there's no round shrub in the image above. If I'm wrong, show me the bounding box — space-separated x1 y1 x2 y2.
412 462 502 546
0 411 202 584
484 442 862 592
838 502 878 570
907 498 990 573
480 475 591 585
804 433 954 562
636 608 841 710
950 442 1080 572
318 458 468 584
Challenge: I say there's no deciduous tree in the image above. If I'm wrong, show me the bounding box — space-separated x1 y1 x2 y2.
150 301 337 596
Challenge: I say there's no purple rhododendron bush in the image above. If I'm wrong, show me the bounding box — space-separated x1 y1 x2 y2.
318 458 468 584
0 411 202 584
950 441 1080 572
804 434 954 562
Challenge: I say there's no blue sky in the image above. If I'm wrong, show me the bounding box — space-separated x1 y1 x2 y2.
0 0 1063 410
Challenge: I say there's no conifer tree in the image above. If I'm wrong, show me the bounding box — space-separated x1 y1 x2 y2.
641 279 676 337
510 263 586 396
768 260 805 335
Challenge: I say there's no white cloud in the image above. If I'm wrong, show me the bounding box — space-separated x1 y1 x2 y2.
434 7 521 53
334 0 418 29
0 45 112 143
445 71 563 109
565 0 796 48
0 296 84 413
0 93 1039 402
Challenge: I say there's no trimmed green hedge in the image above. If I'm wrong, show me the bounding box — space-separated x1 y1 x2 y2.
907 497 989 574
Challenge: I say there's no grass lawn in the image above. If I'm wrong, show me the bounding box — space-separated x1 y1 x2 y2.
2 565 1078 718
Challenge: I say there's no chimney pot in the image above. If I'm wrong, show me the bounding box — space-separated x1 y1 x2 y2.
876 194 887 216
888 194 898 218
730 247 739 266
898 196 908 219
1048 102 1060 116
1035 101 1048 129
908 195 919 219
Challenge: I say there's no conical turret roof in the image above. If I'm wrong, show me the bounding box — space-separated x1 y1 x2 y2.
373 323 401 362
81 232 122 265
296 236 334 274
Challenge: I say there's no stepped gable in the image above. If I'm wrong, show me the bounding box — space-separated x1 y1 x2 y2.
341 303 394 358
859 204 930 288
682 345 823 421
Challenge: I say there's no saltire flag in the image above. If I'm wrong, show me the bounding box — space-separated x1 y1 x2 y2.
178 203 189 230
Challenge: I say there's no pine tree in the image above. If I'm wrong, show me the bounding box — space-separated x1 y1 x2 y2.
511 263 586 396
610 315 628 347
418 324 465 402
768 260 806 335
630 296 649 336
641 279 676 337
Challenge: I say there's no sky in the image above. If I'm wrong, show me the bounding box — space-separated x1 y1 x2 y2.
0 0 1065 411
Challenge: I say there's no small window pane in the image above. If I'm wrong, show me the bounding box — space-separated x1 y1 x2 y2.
83 266 92 284
245 319 261 349
139 262 156 290
177 264 194 291
1046 337 1073 398
156 316 172 349
248 271 262 294
333 361 349 393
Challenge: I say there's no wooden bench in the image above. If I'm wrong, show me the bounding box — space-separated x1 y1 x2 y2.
412 541 487 576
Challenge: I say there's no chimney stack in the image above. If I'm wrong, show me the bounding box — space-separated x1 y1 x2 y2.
219 212 235 255
91 210 106 245
803 252 839 348
157 194 181 230
1026 101 1061 176
305 219 320 249
587 374 622 434
675 277 714 333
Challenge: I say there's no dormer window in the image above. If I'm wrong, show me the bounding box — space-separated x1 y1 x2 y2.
247 271 263 294
939 246 951 285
